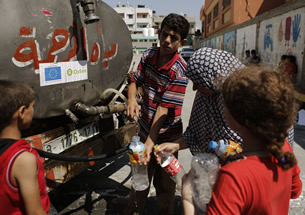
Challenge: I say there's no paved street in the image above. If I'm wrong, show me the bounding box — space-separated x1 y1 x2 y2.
50 55 305 214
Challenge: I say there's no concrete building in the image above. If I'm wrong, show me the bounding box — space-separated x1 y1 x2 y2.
113 3 196 35
200 0 294 39
114 3 153 34
113 3 196 52
131 34 159 54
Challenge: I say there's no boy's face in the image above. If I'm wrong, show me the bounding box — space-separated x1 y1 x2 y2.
22 101 35 129
159 26 186 57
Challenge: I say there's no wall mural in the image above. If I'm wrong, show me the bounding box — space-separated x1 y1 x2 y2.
210 37 216 49
215 35 224 50
236 24 257 63
206 39 211 48
258 7 305 82
224 31 235 54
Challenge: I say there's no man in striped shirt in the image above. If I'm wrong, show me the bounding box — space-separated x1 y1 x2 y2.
125 13 190 215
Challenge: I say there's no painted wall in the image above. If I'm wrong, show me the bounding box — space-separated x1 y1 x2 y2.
258 7 305 84
224 31 236 54
210 37 216 49
236 24 257 63
215 35 224 50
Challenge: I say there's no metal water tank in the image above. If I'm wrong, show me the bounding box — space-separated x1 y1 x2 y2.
0 0 132 118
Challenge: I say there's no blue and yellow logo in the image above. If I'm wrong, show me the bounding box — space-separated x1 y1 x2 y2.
45 67 61 81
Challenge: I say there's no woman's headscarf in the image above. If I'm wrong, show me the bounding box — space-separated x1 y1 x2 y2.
183 47 244 155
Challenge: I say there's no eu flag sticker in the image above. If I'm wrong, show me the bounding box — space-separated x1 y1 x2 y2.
45 67 62 81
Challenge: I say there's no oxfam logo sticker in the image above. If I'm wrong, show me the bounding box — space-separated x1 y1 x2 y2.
67 69 73 76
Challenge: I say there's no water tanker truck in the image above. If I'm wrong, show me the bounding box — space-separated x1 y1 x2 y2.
0 0 136 190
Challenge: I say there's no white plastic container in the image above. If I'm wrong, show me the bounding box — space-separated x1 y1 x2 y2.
128 136 149 191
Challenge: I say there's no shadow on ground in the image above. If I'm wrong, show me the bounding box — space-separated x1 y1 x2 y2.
49 153 183 215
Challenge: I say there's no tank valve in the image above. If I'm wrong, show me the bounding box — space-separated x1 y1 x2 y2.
77 0 100 24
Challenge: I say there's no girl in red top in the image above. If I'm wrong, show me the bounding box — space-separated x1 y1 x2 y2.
182 67 302 214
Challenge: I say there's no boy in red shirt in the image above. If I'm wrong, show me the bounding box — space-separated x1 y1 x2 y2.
0 80 50 214
182 67 302 214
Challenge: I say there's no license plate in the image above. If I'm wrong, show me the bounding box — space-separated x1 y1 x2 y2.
43 123 100 154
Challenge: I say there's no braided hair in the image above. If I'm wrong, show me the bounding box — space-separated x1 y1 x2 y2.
222 67 298 170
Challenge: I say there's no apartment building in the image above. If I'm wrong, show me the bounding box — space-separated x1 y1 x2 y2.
114 3 196 35
200 0 293 38
114 3 153 34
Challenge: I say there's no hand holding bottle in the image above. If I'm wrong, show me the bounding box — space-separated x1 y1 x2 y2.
154 145 185 191
154 142 180 164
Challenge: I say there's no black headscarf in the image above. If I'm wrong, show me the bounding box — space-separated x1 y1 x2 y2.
183 47 244 154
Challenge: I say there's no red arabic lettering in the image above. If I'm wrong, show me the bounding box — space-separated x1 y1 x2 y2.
91 42 100 64
13 40 40 69
19 27 34 36
102 43 117 68
13 25 117 70
40 29 69 65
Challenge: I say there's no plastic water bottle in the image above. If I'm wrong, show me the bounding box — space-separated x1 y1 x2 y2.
156 148 185 191
208 139 242 159
128 136 149 191
191 153 220 214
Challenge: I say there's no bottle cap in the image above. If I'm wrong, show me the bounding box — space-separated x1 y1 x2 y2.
154 145 160 151
208 141 218 150
131 136 140 142
218 142 227 155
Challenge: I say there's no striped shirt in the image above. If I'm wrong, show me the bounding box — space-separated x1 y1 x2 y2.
132 47 188 143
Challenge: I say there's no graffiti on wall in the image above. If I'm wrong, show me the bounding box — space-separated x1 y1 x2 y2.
206 39 211 48
215 35 223 50
292 14 301 47
210 37 216 49
264 24 274 51
258 7 305 78
236 24 257 62
224 31 235 54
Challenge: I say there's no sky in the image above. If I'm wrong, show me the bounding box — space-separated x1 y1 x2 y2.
102 0 204 28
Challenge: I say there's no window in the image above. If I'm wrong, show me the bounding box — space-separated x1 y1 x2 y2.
138 24 147 28
213 3 219 18
222 0 231 10
128 14 133 19
208 13 211 24
222 9 231 23
213 19 219 29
